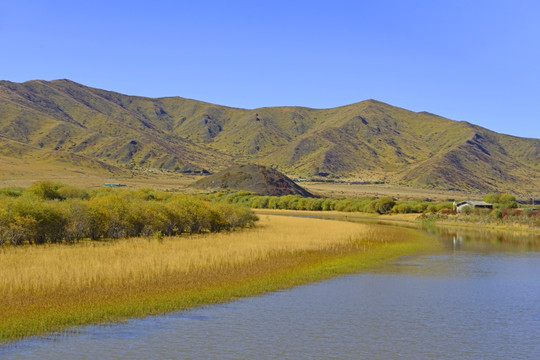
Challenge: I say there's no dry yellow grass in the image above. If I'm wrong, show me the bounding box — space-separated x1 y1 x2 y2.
0 214 431 342
0 154 486 199
0 150 199 190
301 181 482 200
1 216 383 296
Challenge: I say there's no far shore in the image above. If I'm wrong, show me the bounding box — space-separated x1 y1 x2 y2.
254 208 540 235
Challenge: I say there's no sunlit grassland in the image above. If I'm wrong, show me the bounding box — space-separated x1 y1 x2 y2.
0 152 201 191
299 181 482 201
0 214 433 343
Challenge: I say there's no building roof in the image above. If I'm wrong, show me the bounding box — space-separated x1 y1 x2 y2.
456 200 492 207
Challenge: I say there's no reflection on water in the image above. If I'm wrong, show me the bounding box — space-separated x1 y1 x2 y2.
2 227 540 360
427 225 540 252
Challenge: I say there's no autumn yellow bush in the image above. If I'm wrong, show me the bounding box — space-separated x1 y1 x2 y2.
0 182 257 245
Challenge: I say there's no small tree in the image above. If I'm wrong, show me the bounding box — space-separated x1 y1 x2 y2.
27 181 64 200
483 193 517 209
374 197 396 215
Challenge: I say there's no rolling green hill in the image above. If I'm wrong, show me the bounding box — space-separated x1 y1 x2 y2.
1 79 538 195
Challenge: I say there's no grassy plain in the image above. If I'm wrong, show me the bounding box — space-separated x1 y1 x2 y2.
0 145 526 202
0 163 485 200
0 214 433 343
299 181 483 201
0 156 201 191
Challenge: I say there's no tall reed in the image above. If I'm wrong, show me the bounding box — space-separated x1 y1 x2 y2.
0 214 431 342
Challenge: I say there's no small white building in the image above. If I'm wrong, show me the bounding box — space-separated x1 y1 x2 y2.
455 200 493 213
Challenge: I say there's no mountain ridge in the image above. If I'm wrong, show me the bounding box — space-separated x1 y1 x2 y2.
1 79 538 195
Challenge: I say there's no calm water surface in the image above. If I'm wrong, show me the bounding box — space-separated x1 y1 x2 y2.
3 228 540 359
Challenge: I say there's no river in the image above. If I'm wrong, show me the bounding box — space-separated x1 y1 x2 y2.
2 225 540 359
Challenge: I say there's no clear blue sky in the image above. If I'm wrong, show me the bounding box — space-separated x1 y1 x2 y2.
1 0 539 138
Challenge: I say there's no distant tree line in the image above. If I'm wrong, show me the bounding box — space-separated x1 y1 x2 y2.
205 191 455 215
206 191 528 218
0 182 257 246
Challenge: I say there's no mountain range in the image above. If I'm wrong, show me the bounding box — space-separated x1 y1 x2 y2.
0 79 539 195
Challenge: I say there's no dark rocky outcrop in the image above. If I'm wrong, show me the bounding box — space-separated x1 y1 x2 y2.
191 164 315 197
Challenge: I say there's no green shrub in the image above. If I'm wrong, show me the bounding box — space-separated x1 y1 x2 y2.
395 202 413 214
436 202 454 211
0 186 24 198
277 195 293 209
236 190 252 197
484 193 517 209
57 185 90 200
63 200 91 242
267 197 279 209
354 199 375 212
13 198 67 244
203 193 460 216
0 184 258 245
492 209 503 219
321 199 334 211
296 197 310 210
412 201 429 213
309 199 324 211
334 199 351 212
461 206 472 215
27 181 64 200
372 197 396 214
0 204 38 246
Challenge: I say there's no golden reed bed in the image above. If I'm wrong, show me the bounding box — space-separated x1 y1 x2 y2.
1 214 431 342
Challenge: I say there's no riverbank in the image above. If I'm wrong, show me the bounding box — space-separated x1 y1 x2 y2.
254 209 421 228
254 209 540 235
0 214 434 343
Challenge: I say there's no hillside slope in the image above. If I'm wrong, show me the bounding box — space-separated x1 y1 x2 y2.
0 80 230 173
190 164 315 196
1 79 539 195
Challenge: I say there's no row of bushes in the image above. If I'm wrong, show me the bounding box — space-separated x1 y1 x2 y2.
483 193 518 209
205 192 455 215
442 207 540 226
0 182 258 246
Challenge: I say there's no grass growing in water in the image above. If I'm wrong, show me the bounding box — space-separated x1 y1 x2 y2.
0 214 433 343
